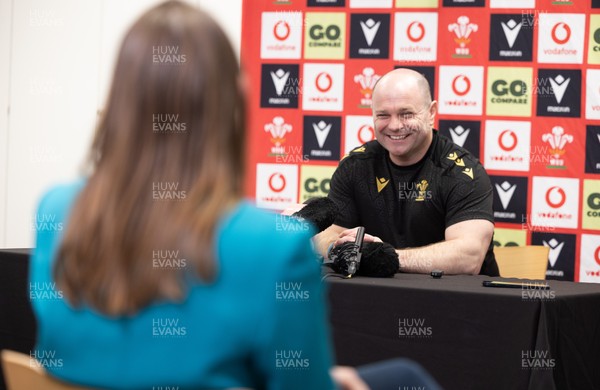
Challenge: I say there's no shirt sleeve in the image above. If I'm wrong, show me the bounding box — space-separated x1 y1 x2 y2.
30 186 69 311
30 184 76 362
444 161 494 228
252 228 336 390
328 159 359 229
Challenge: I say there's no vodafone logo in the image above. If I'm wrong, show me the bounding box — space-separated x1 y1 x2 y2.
357 125 375 144
393 12 438 63
315 72 333 93
452 75 471 96
261 12 302 60
551 22 571 45
439 66 484 116
595 246 600 266
273 20 291 41
531 177 577 229
256 163 297 209
406 21 425 43
268 173 286 193
545 186 566 208
498 130 518 152
302 63 343 111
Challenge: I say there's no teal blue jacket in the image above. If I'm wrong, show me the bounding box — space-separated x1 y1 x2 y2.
30 181 335 389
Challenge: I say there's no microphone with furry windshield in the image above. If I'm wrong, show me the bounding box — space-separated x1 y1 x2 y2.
291 197 338 233
329 227 365 278
291 197 400 278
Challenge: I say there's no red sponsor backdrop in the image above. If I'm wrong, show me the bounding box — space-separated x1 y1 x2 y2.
241 0 600 282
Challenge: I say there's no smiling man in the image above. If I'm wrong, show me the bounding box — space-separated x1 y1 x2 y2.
315 68 499 276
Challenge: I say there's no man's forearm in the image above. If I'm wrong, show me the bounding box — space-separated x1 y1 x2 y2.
396 239 484 275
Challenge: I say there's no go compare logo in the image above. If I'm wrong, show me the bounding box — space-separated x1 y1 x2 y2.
583 180 600 230
304 12 346 59
299 165 336 202
486 67 532 117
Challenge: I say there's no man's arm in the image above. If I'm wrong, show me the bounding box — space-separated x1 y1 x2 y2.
314 224 384 259
328 219 492 275
396 219 494 275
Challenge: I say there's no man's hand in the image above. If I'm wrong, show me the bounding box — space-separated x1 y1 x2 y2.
315 225 380 259
330 366 370 390
334 227 382 247
314 225 382 258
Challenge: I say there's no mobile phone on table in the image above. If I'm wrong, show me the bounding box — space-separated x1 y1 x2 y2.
482 281 550 290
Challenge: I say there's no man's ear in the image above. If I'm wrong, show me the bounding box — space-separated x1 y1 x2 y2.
428 100 438 128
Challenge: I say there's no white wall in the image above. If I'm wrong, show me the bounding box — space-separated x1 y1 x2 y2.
0 0 11 249
0 0 243 248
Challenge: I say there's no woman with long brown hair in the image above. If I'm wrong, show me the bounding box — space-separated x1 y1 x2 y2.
30 2 442 389
30 2 343 388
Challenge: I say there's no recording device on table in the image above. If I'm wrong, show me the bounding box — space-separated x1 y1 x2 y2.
328 226 365 278
292 197 399 278
482 280 550 290
327 239 399 278
291 197 337 233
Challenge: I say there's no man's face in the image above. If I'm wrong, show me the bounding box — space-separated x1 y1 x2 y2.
372 76 436 166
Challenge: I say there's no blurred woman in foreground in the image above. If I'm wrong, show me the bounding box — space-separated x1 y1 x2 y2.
30 2 440 389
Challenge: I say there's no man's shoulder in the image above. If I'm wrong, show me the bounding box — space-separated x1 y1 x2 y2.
339 140 385 166
431 131 488 182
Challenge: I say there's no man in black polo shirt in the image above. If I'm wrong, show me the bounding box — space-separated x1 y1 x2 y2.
315 68 499 276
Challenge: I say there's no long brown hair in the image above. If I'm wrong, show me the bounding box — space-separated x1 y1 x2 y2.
54 1 245 316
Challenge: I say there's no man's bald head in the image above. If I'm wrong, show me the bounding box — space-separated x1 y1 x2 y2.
372 68 432 108
370 68 438 166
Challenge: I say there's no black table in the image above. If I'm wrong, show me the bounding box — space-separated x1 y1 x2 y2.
325 272 600 390
0 249 35 390
2 249 599 390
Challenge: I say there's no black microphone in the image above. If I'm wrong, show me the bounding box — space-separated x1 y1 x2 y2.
291 197 338 233
329 227 365 278
346 227 365 277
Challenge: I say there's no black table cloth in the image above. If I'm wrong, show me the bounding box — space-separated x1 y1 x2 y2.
0 249 36 390
1 249 599 390
325 271 600 390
